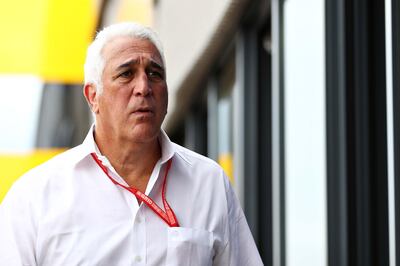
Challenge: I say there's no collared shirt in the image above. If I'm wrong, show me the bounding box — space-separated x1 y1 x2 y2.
0 127 263 266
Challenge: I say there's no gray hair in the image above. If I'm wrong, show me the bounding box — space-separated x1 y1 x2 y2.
84 22 165 93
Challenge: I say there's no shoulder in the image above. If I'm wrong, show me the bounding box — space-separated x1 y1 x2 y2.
24 144 86 178
172 143 222 172
171 142 231 199
3 144 87 201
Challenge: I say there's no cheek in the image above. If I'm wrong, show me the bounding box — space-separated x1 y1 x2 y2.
162 93 168 114
113 89 131 106
99 94 125 116
154 87 168 107
161 88 168 105
164 92 168 106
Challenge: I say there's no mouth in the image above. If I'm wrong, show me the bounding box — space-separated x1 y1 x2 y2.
135 107 152 112
132 107 154 115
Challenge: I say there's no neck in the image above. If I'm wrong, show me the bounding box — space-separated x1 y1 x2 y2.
94 128 162 192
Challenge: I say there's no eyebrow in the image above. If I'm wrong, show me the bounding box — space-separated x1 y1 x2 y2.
116 59 165 73
116 59 139 71
149 61 165 72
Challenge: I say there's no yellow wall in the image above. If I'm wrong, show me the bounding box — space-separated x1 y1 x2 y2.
40 0 100 83
0 0 99 83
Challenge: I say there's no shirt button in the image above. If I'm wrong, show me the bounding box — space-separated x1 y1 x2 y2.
134 255 142 262
136 217 141 224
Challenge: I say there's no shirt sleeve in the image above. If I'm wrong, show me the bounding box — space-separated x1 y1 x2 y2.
0 179 37 266
213 173 264 266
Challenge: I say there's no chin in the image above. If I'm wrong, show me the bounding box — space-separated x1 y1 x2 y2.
127 126 160 143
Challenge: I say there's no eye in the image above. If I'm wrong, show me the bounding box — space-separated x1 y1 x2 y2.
148 70 164 81
119 70 133 78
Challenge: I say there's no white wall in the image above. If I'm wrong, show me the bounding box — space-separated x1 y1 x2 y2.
153 0 233 125
0 75 43 152
283 0 327 265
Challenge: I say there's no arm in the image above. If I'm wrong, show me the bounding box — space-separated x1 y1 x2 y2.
213 174 264 266
0 180 37 265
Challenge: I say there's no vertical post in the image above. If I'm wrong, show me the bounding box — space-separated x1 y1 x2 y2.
207 78 219 161
390 0 400 263
233 32 246 207
325 0 348 265
243 26 259 242
271 0 285 265
385 0 396 265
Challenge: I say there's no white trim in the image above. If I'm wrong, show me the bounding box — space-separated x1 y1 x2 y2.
385 0 396 265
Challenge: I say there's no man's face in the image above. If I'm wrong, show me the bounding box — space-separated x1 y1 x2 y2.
94 36 168 144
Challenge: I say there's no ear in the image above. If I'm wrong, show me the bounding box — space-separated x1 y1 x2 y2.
83 83 100 114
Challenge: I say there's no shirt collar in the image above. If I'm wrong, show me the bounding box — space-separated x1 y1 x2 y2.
158 128 175 164
79 124 98 158
79 124 176 166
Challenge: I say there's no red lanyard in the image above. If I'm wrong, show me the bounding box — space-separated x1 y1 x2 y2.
91 153 179 227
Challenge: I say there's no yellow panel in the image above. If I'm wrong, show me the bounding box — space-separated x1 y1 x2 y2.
218 153 234 184
40 0 100 83
116 0 153 26
0 149 65 203
0 0 46 74
0 0 99 83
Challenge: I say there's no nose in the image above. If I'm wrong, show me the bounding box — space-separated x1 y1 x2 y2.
134 72 151 97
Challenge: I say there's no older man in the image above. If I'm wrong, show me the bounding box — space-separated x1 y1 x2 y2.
0 23 263 265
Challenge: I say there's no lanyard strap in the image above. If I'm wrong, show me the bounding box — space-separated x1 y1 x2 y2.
90 153 179 227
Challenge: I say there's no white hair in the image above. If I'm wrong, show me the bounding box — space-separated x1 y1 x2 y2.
84 22 165 93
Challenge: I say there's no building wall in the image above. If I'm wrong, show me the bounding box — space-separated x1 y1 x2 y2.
153 0 250 130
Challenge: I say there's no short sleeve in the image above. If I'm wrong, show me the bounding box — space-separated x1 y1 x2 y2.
213 173 264 266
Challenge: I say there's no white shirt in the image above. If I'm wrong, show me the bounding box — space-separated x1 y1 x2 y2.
0 127 263 266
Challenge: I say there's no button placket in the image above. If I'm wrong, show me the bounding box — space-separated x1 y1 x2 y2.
132 210 146 265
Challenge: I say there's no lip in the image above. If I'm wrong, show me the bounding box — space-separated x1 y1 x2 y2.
131 106 154 115
133 105 152 111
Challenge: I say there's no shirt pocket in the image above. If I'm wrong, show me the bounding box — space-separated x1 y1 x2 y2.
166 227 214 266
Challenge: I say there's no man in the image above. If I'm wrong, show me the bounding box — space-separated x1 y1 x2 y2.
0 23 263 265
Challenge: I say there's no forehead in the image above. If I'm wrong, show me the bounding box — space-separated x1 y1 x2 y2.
102 36 163 67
